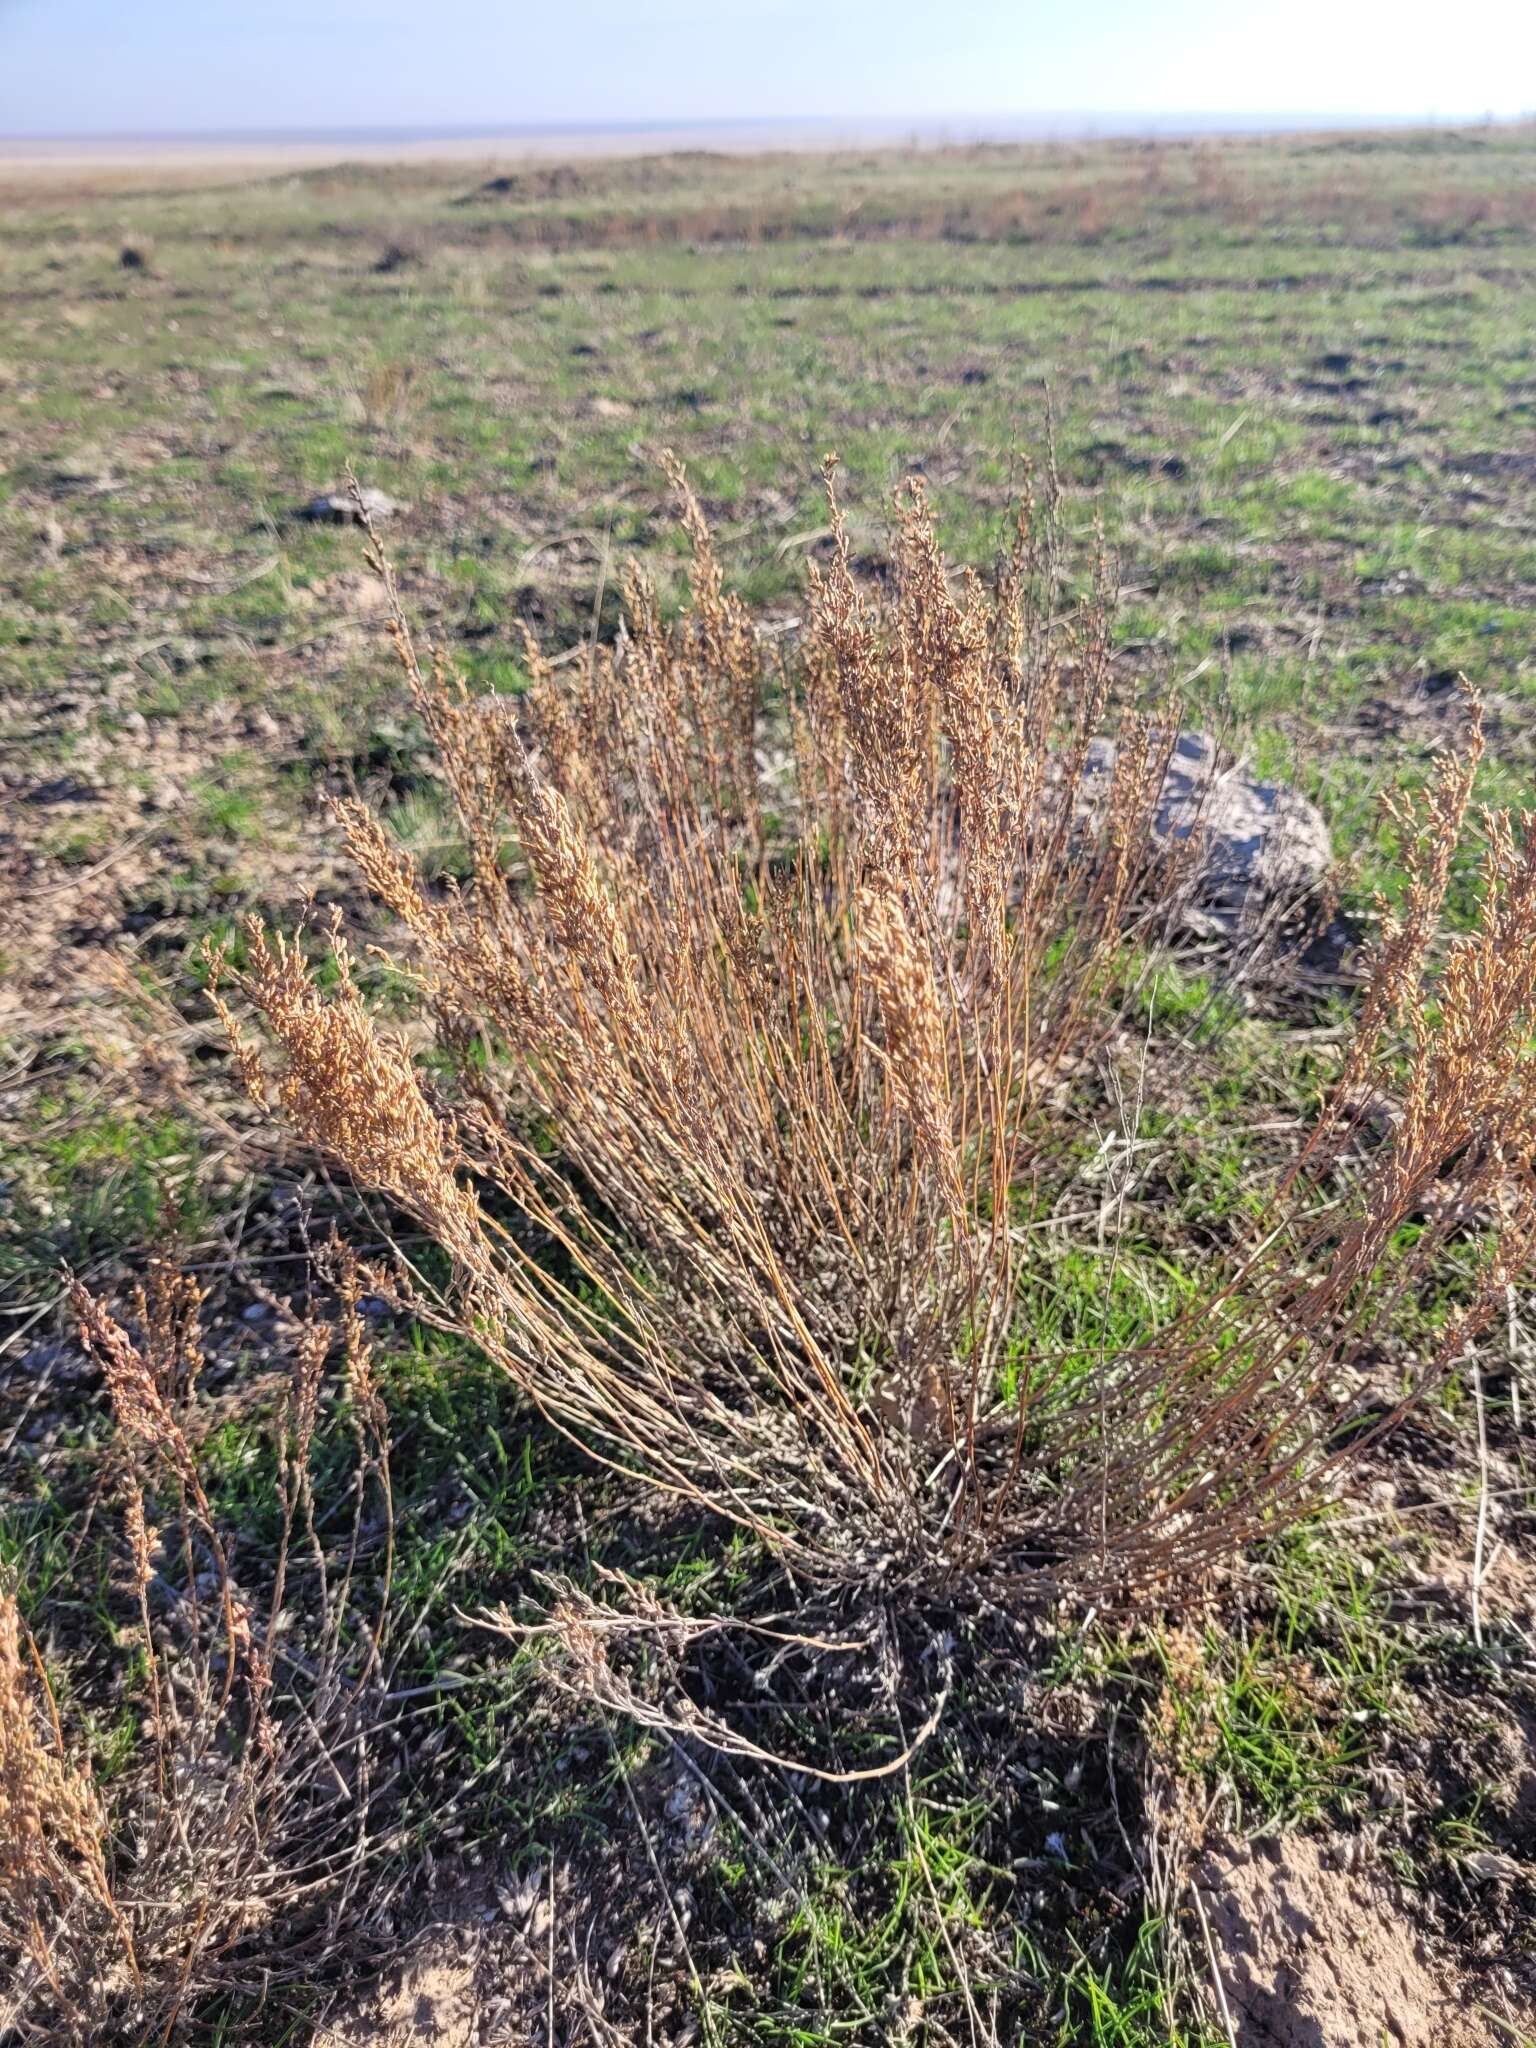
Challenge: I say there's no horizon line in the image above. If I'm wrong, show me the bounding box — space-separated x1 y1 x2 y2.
3 107 1528 148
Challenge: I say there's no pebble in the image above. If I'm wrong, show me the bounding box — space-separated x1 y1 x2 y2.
297 485 405 524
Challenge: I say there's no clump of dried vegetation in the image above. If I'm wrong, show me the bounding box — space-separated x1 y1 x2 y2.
8 456 1536 2042
209 461 1536 1620
1 1257 396 2040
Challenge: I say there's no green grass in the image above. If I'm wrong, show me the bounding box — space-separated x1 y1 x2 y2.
1059 1918 1226 2048
5 132 1536 932
1141 1521 1411 1830
0 1090 210 1298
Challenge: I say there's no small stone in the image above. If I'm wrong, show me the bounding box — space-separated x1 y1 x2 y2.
296 485 405 525
1463 1850 1524 1885
1076 730 1332 925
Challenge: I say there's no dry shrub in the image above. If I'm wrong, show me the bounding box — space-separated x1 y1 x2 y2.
0 1258 395 2040
0 1598 130 2026
213 461 1536 1611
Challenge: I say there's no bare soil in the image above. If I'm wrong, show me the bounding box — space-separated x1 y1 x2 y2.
1200 1831 1530 2046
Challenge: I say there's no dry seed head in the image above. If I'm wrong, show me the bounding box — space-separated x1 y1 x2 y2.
896 492 1012 966
223 924 483 1259
1355 691 1484 1046
122 1479 158 1597
809 458 932 878
134 1260 208 1408
856 884 961 1202
72 1284 197 1487
333 797 437 934
500 750 648 1035
330 1245 388 1440
290 1321 329 1472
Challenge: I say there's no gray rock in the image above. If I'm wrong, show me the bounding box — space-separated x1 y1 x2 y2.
1079 731 1331 922
297 485 404 525
142 778 183 814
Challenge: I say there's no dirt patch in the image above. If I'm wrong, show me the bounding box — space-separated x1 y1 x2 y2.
1400 1535 1536 1638
316 1911 493 2048
1198 1833 1530 2047
1346 669 1516 749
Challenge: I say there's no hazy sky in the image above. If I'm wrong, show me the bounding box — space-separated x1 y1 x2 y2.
1 0 1532 136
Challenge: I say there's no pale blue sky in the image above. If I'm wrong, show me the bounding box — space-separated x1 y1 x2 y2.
1 0 1531 137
